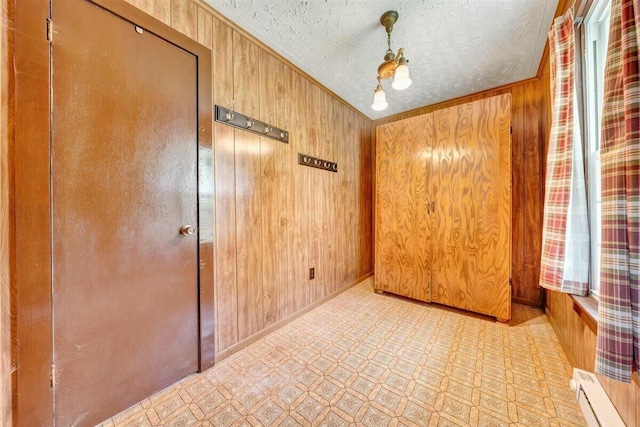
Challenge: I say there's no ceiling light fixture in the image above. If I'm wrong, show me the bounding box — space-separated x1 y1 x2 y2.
372 10 412 111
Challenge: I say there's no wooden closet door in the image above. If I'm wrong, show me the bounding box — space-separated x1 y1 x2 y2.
430 95 512 320
375 114 432 302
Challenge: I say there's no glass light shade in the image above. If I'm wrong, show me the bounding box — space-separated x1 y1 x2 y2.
371 87 388 111
392 63 412 90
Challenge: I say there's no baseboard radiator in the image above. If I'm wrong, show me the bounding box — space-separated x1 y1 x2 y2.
569 368 626 426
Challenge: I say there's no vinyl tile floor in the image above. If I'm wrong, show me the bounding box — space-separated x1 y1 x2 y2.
99 278 586 427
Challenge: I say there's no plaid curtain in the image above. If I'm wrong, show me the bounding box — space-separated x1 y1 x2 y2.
595 0 639 383
540 9 590 295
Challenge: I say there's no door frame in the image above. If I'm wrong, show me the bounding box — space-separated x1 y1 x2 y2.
13 0 213 425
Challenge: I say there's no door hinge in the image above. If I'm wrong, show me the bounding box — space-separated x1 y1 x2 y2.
50 364 56 388
509 277 513 286
46 18 53 42
509 126 513 134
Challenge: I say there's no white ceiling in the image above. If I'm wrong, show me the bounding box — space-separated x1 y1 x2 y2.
205 0 559 120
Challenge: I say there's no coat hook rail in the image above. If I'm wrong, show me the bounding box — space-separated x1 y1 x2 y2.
215 105 289 143
298 153 338 173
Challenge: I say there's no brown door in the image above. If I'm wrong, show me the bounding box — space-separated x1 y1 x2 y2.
51 0 199 425
430 95 512 320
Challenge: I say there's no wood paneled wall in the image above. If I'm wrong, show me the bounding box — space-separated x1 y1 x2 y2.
546 292 640 426
375 78 545 308
540 1 640 425
118 0 374 357
0 0 12 425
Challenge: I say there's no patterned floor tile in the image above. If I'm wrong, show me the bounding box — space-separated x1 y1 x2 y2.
102 280 586 427
359 405 393 426
401 400 433 426
334 391 365 419
293 395 324 423
252 400 285 426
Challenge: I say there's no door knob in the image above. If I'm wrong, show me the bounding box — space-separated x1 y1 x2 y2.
180 225 196 236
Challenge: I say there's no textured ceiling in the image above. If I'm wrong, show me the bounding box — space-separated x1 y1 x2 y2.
205 0 558 120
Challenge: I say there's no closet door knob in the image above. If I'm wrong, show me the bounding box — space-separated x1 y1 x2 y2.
180 225 196 236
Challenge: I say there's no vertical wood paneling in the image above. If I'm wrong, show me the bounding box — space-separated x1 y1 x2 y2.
306 82 323 303
327 97 340 295
124 0 170 24
510 85 526 303
273 61 290 320
318 92 334 299
197 7 212 50
171 1 197 40
522 80 543 305
283 67 308 314
344 109 358 285
260 49 281 327
358 117 373 278
0 0 12 424
212 21 238 353
233 32 263 341
547 291 640 426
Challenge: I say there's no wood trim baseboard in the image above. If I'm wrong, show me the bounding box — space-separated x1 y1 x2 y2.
214 272 374 363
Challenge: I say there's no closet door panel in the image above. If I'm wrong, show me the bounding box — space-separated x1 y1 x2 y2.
431 95 511 319
375 114 432 302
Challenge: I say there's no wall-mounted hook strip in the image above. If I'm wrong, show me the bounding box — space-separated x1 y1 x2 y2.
215 105 289 143
298 153 338 173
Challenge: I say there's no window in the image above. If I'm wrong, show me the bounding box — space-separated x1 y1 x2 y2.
583 0 611 297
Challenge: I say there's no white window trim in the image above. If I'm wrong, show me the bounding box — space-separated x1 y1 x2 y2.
583 0 611 298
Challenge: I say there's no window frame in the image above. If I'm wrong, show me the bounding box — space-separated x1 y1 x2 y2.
580 0 612 299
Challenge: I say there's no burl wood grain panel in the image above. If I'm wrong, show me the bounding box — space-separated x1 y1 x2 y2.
374 80 545 309
375 114 432 302
431 95 511 320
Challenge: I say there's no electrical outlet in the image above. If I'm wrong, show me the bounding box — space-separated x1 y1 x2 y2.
309 268 315 280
